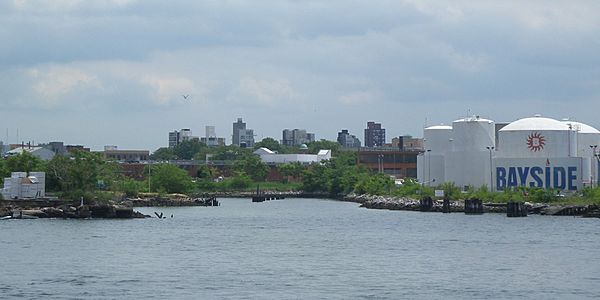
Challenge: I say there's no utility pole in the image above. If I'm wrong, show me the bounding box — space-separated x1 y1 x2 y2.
590 145 598 188
486 146 495 191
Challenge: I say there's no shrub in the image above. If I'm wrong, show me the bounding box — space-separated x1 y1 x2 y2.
228 172 252 189
120 178 143 197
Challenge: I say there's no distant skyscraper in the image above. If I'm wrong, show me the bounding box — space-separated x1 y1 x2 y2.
282 129 315 146
202 125 225 147
232 118 255 148
364 121 385 147
205 126 216 138
169 128 194 147
337 129 361 148
391 135 423 151
232 118 245 146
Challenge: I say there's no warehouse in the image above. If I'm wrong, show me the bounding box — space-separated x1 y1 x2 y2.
417 115 600 191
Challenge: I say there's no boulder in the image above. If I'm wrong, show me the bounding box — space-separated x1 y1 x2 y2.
77 205 91 218
114 206 133 218
20 209 48 218
89 204 116 218
0 207 12 218
41 207 65 218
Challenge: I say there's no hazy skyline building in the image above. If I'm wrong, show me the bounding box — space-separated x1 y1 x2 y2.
169 128 195 148
392 135 424 151
364 121 386 148
232 118 255 148
337 129 361 148
202 125 225 147
282 129 315 146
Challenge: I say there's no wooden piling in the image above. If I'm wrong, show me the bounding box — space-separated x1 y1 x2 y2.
507 202 528 217
442 198 450 213
465 199 484 214
420 197 433 212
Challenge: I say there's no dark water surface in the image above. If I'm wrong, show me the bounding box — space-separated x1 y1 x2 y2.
1 198 599 299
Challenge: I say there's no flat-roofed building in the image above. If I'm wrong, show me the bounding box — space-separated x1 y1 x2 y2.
103 149 150 162
337 129 361 148
357 147 420 178
282 129 315 146
364 121 386 148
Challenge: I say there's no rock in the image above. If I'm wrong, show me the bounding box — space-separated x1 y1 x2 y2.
20 209 48 218
90 204 116 218
114 206 133 218
41 207 65 218
0 207 12 218
132 211 150 218
77 205 91 218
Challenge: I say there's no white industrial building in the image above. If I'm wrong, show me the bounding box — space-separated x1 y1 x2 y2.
253 148 332 165
1 172 46 200
418 115 600 191
5 147 55 161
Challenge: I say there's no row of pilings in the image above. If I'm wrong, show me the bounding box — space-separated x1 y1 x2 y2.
358 194 600 218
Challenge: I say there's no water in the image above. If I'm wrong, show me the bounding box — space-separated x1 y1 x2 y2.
1 198 599 299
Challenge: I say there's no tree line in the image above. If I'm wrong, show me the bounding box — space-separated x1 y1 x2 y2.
2 138 599 205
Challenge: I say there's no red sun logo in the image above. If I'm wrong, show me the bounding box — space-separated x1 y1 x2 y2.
526 132 545 152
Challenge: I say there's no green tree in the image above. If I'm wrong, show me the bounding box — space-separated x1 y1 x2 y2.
70 151 113 192
301 164 330 192
45 154 70 192
234 154 270 181
0 159 9 184
148 163 193 194
228 172 252 189
333 151 357 166
45 151 117 194
210 145 250 161
5 151 45 174
306 139 340 155
196 165 215 180
354 172 394 195
174 138 206 160
119 177 144 197
278 162 305 181
254 137 281 151
150 147 177 160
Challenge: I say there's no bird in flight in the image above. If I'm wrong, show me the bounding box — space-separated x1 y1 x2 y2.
182 94 190 100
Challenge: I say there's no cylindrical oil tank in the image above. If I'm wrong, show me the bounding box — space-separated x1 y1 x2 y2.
423 125 452 155
563 121 600 158
451 116 495 152
498 116 574 158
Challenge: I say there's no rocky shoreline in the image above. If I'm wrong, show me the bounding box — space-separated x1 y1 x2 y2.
0 195 225 219
342 193 600 217
2 192 599 219
0 202 148 219
122 196 219 207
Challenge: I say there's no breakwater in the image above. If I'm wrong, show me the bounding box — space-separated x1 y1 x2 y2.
342 193 600 217
0 202 147 219
122 196 219 207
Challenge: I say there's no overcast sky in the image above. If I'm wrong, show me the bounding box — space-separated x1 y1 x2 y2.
1 0 600 151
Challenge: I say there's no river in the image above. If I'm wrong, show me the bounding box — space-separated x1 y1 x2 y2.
1 198 599 299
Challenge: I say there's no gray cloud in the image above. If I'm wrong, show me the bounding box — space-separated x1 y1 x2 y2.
1 0 599 150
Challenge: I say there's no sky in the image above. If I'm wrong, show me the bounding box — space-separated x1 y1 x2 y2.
1 0 600 151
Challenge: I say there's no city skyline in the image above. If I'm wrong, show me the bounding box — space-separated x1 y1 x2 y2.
2 1 600 150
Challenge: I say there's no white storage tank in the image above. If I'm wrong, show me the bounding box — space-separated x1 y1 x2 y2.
423 125 452 154
419 125 452 185
498 115 576 158
563 120 600 157
564 120 600 187
451 116 495 152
